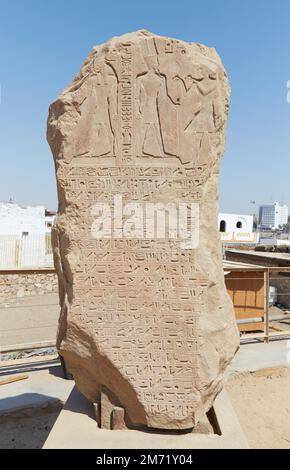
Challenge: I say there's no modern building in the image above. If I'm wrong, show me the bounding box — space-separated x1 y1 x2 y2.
0 202 46 236
219 213 254 233
218 213 258 243
0 202 54 268
259 202 288 230
258 237 290 246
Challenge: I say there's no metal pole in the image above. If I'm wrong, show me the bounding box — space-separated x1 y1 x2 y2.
237 313 290 324
1 340 56 354
264 269 270 343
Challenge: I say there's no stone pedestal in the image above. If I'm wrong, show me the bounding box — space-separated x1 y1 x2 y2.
43 386 249 449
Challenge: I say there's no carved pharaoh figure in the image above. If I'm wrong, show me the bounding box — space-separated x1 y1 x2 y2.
72 61 118 157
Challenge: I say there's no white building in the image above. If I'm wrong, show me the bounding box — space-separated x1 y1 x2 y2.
0 202 53 268
45 210 56 233
259 202 288 230
259 238 290 246
0 203 45 236
219 213 254 233
218 213 258 243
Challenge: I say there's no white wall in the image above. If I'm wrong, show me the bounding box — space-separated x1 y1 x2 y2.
0 203 45 235
219 213 254 233
0 203 47 268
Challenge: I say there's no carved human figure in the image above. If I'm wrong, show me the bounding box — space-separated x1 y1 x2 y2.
72 61 117 157
136 56 166 158
173 66 221 165
170 74 203 165
189 66 221 164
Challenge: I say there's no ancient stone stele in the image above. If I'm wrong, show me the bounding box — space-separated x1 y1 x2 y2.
47 30 239 430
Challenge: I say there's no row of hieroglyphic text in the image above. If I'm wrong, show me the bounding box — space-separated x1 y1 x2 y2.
56 164 210 208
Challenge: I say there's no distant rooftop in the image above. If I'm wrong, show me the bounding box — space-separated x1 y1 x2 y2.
227 249 290 261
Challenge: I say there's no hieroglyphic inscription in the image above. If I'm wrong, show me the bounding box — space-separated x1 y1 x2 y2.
60 162 208 418
120 43 134 164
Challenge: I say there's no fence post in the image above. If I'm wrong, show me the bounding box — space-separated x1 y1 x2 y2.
15 239 22 268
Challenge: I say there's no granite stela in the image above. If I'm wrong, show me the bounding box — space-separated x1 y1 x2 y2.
47 31 239 430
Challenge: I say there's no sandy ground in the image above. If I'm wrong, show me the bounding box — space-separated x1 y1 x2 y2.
0 406 61 449
225 366 290 449
0 366 289 449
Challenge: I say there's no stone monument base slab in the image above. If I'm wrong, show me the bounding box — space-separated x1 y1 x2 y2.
43 386 249 449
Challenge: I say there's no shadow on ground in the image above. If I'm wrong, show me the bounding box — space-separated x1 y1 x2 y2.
0 397 62 449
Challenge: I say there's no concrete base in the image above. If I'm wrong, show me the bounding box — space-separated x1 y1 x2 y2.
43 386 249 449
0 366 73 416
230 339 290 373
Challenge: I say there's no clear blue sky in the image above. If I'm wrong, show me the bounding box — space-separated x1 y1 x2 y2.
0 0 289 214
